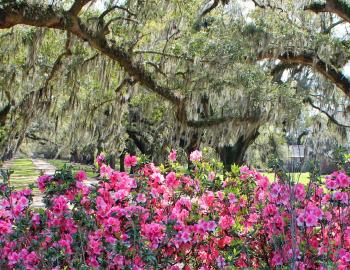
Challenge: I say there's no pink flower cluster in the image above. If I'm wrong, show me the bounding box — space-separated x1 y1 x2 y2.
1 150 350 269
124 154 137 168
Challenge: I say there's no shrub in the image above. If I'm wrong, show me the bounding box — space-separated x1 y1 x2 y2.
1 152 350 269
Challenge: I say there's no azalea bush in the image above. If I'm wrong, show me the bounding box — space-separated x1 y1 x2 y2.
1 151 350 269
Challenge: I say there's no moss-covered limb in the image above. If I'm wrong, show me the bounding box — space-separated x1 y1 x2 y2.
303 97 350 128
69 0 92 16
305 0 350 23
304 2 327 12
258 50 350 98
0 1 184 106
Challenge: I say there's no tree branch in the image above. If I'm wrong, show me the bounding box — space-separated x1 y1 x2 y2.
251 0 284 12
304 97 350 128
0 1 63 29
258 50 350 98
98 5 136 20
0 1 184 103
187 115 258 128
25 132 58 146
305 0 350 23
133 50 193 62
105 16 139 28
0 1 261 129
199 0 221 18
324 19 345 33
69 0 92 16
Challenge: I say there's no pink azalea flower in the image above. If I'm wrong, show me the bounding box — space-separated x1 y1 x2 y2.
208 171 216 181
217 191 224 201
8 252 19 266
240 166 250 174
52 195 68 215
325 179 338 190
216 256 225 268
0 220 12 234
228 193 237 204
136 193 147 203
294 183 306 200
166 172 180 189
189 150 202 162
256 176 269 189
96 153 106 167
17 196 29 209
141 222 166 247
271 252 283 266
219 215 234 230
178 230 191 243
75 170 87 181
168 149 177 162
124 155 138 168
304 213 317 227
100 164 112 178
114 254 125 267
207 221 217 232
333 192 349 204
37 175 52 192
336 172 350 188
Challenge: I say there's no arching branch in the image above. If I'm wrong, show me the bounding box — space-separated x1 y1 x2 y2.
304 97 350 128
98 5 136 20
324 19 345 33
187 115 259 128
305 0 350 23
258 50 350 98
0 1 184 104
69 0 92 16
0 0 265 130
199 0 221 18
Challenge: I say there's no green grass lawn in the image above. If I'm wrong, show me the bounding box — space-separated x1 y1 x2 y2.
46 159 96 178
263 172 327 186
263 172 312 185
5 159 39 189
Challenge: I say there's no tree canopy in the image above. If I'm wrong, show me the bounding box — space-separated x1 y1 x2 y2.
0 0 349 168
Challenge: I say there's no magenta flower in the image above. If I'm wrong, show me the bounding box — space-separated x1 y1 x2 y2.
0 220 12 234
8 252 19 266
294 183 306 200
124 155 138 168
37 175 52 192
305 213 318 227
336 172 350 188
75 170 87 181
96 153 106 167
271 252 283 266
100 164 112 178
136 193 147 203
189 150 202 162
166 172 180 189
208 171 216 181
52 195 68 215
219 215 234 230
325 179 338 190
168 149 177 162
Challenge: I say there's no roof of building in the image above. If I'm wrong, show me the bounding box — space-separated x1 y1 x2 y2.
287 145 305 158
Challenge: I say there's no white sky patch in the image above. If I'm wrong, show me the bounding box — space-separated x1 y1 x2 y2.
342 61 350 78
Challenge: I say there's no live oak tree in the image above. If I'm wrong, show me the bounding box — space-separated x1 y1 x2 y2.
0 0 348 169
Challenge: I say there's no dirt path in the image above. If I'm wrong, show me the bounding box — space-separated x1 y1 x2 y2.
32 159 56 175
